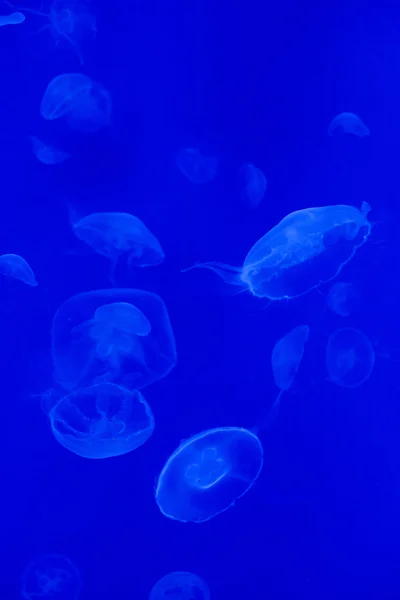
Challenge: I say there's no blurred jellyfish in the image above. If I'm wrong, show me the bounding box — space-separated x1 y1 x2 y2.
155 427 263 523
176 148 218 184
31 136 71 165
0 253 37 285
0 11 25 25
183 202 372 301
327 281 358 317
40 73 111 133
326 327 375 388
52 288 177 391
20 553 81 600
48 382 154 458
328 112 370 137
237 162 267 209
150 572 210 600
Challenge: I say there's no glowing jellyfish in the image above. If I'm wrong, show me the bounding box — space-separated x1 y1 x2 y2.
326 281 358 317
155 427 263 523
183 202 372 301
20 553 81 600
0 11 25 25
52 288 177 391
328 112 370 137
150 572 210 600
0 253 37 285
237 162 267 209
176 148 218 184
31 136 71 165
326 327 375 388
48 382 154 459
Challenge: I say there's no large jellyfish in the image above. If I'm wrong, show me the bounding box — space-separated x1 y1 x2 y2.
326 327 375 388
52 288 177 391
326 281 358 317
150 572 210 600
0 253 37 285
155 427 263 523
20 553 81 600
31 136 71 165
237 162 267 209
183 202 372 301
328 112 370 137
176 148 218 184
48 382 154 459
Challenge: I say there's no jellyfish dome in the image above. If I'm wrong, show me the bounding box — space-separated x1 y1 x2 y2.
326 281 358 317
326 327 375 388
52 288 176 391
150 571 210 600
20 553 81 600
155 427 263 523
48 382 154 459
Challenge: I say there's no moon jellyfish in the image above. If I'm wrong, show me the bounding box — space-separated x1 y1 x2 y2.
328 112 370 137
52 288 176 391
31 136 71 165
155 427 263 523
326 327 375 388
0 11 25 25
176 148 218 184
150 572 210 600
183 202 372 301
48 382 154 459
20 553 81 600
327 281 358 317
237 162 267 209
0 253 37 285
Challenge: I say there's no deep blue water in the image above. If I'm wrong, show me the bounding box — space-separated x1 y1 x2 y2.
1 0 400 598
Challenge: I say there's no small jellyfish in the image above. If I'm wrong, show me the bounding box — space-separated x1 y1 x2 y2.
328 112 370 137
176 148 218 184
150 572 210 600
20 553 81 600
31 136 71 165
0 253 37 285
183 202 372 301
237 162 267 209
48 382 154 459
155 427 263 523
0 11 25 25
327 281 358 317
326 327 375 388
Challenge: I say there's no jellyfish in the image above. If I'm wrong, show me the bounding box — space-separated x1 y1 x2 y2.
20 553 81 600
176 148 218 184
326 327 375 388
31 136 71 165
150 572 210 600
0 11 25 25
328 112 370 137
0 253 37 285
326 281 358 317
183 202 372 301
155 427 263 523
52 288 177 391
237 162 267 209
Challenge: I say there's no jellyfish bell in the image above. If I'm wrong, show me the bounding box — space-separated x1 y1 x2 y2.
326 281 358 317
326 326 375 388
0 253 37 285
94 301 152 336
20 553 81 600
150 571 210 600
176 148 218 184
237 162 267 209
328 112 370 137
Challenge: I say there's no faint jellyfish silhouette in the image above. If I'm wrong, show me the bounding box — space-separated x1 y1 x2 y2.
326 281 358 317
31 136 71 165
328 112 370 137
155 427 263 523
0 11 25 25
0 253 37 285
52 288 177 391
183 202 372 301
237 162 267 209
20 553 81 600
176 148 218 184
150 572 210 600
48 382 154 458
326 327 375 388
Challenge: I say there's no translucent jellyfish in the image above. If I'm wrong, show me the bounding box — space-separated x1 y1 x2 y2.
237 162 267 209
326 281 358 317
150 572 210 600
31 136 71 165
0 253 37 285
328 112 370 137
0 11 25 25
20 553 81 600
40 73 111 133
48 382 154 459
176 148 218 184
183 202 372 301
52 288 177 391
326 327 375 388
155 427 263 523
